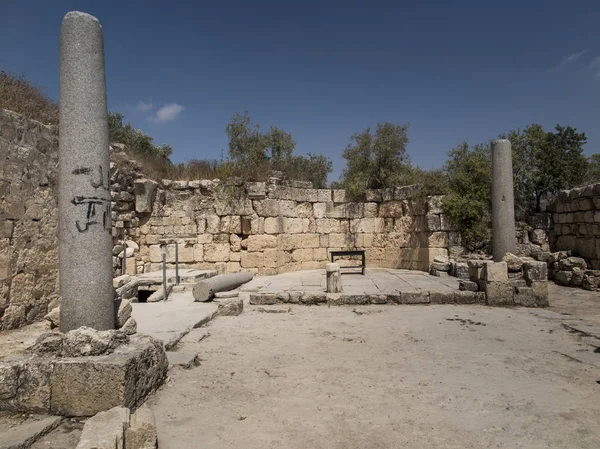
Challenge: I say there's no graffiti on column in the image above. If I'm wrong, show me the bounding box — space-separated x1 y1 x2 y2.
71 165 111 233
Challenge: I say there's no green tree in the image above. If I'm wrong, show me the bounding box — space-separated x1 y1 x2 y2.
442 141 493 251
586 154 600 184
504 124 588 213
224 111 332 186
340 122 411 196
108 112 172 159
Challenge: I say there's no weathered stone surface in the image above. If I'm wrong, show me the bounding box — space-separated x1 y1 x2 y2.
125 404 158 449
454 263 469 280
429 291 454 304
554 270 573 285
44 307 61 329
559 257 587 271
481 261 508 282
459 280 479 292
484 281 514 306
502 252 523 272
113 275 131 289
523 261 547 284
401 291 430 304
33 327 130 357
76 406 129 449
115 298 132 328
245 182 266 200
50 334 167 416
216 298 244 316
121 317 137 335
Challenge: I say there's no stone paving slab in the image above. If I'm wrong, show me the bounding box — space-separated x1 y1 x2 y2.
132 291 218 350
242 269 460 296
135 269 217 285
0 414 63 449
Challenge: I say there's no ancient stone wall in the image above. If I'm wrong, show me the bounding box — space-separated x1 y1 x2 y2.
548 184 600 269
130 180 457 276
0 109 60 329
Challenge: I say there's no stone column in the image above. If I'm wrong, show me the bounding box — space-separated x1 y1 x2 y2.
326 263 342 293
59 11 114 332
492 139 517 262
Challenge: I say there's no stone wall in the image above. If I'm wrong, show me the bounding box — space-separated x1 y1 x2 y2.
131 180 458 276
0 109 60 330
548 184 600 269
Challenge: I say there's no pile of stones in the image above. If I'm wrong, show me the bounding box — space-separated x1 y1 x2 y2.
548 251 600 291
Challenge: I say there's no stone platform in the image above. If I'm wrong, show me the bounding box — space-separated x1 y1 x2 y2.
242 268 483 305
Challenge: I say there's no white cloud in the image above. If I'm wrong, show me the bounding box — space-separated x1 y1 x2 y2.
136 101 153 112
150 103 185 123
559 49 587 66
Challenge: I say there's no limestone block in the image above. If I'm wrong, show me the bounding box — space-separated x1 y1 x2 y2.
203 243 230 262
278 234 320 250
205 215 220 234
468 259 485 281
229 234 242 252
47 334 167 417
295 202 313 218
530 229 547 245
246 235 277 252
292 248 313 262
454 262 469 280
484 281 514 306
427 196 443 214
426 213 441 231
350 218 385 233
481 261 508 282
366 247 385 260
313 248 327 261
263 249 278 268
428 232 448 248
214 196 253 216
329 233 355 248
325 202 346 218
240 252 264 268
313 202 327 218
253 199 278 217
502 252 523 272
558 256 587 271
227 261 241 272
571 267 584 286
523 261 547 284
1 220 14 238
379 201 405 218
317 190 332 202
554 270 573 285
245 182 266 199
76 406 130 449
241 215 261 235
363 202 378 218
134 179 158 214
316 219 347 234
332 189 346 203
401 291 430 304
365 189 382 202
115 298 132 328
263 217 280 234
346 202 364 219
193 244 204 261
121 317 137 335
459 280 479 291
355 233 374 248
283 217 309 234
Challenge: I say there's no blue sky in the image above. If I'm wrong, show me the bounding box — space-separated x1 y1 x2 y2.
2 0 599 181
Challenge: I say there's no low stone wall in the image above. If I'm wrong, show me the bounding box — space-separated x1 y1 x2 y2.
548 184 600 269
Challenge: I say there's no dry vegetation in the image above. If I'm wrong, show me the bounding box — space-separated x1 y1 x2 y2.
0 71 59 125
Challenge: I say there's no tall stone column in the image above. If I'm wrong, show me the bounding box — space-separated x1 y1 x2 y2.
59 12 114 332
492 139 517 262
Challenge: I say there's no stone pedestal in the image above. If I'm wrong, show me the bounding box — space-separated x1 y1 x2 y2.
59 11 114 331
492 139 517 262
326 263 342 293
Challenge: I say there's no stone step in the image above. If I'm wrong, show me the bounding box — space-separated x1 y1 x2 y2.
0 414 63 449
166 350 200 369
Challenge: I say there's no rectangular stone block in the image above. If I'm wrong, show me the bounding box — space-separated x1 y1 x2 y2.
523 261 547 284
240 252 264 268
49 335 167 417
313 202 326 219
429 291 454 304
400 291 430 304
278 234 320 250
481 261 508 282
325 202 346 218
246 235 277 252
317 190 332 202
332 190 346 203
484 281 513 306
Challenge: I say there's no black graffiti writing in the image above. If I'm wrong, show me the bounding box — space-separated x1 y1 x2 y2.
71 196 111 233
72 165 109 191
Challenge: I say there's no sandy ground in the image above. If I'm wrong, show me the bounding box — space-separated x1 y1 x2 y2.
150 288 600 449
